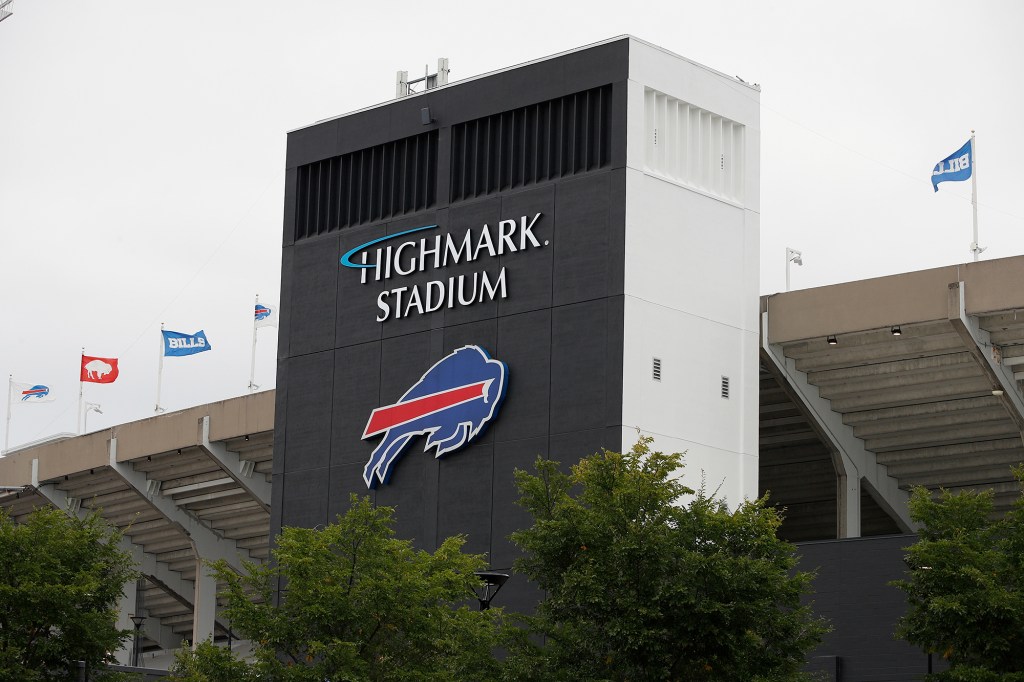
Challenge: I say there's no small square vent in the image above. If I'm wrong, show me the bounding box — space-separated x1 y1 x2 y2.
652 358 662 382
721 376 730 399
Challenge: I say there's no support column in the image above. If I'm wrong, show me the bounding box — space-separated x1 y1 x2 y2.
112 579 138 665
836 471 861 539
192 558 218 647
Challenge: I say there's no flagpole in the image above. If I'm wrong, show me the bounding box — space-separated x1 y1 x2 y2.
970 130 981 262
249 295 259 392
4 375 13 455
155 323 165 413
78 347 84 435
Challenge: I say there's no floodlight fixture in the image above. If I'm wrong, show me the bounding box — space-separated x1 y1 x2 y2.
473 570 510 610
785 247 803 291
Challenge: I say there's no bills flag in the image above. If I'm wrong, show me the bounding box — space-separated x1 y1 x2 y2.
12 381 55 403
81 356 119 384
162 329 212 357
932 139 973 192
361 345 507 488
254 302 277 328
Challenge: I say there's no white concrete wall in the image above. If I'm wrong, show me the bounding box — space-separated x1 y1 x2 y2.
622 39 760 506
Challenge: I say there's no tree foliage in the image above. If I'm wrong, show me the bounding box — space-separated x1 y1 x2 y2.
893 475 1024 680
168 640 260 682
180 495 502 682
0 506 137 681
505 437 827 682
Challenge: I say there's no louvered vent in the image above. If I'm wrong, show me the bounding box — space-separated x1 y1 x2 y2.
644 87 745 204
721 376 730 399
652 357 662 382
450 84 612 202
294 130 438 241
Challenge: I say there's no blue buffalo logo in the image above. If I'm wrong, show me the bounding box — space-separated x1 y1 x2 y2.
21 385 50 401
361 345 507 488
255 304 272 321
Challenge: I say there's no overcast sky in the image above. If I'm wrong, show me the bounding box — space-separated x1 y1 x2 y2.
1 1 1021 450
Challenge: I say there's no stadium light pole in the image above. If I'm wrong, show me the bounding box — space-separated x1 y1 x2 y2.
83 402 102 433
473 570 510 610
129 614 145 667
786 247 803 291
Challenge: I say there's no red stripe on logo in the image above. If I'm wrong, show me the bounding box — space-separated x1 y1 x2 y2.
363 381 487 438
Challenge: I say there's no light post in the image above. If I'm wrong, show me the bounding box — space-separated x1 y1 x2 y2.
83 402 102 433
785 247 803 292
472 570 510 611
129 614 145 667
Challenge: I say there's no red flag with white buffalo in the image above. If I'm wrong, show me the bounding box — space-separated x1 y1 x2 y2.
81 355 119 384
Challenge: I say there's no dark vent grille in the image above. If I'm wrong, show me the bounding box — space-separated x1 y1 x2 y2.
721 376 730 399
294 131 438 241
652 358 662 382
450 85 612 202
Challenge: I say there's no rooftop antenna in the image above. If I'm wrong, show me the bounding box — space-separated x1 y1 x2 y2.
396 58 449 98
0 0 14 23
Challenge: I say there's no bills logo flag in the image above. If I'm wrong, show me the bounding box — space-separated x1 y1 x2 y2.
162 329 212 357
254 302 277 328
361 345 507 488
932 139 972 192
81 356 119 384
11 382 55 403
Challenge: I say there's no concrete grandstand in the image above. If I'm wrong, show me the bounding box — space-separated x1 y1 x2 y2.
4 254 1024 671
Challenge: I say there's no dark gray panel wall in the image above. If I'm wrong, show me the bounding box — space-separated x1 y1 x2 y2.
798 535 942 681
274 40 630 619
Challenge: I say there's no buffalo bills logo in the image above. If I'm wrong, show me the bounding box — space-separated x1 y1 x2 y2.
21 385 50 401
255 304 271 321
362 345 507 488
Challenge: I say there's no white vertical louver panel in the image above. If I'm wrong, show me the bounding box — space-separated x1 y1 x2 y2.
642 87 745 205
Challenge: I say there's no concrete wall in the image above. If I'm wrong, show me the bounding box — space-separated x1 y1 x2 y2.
621 40 760 505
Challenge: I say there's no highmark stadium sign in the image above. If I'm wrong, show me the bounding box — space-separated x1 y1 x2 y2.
340 213 545 322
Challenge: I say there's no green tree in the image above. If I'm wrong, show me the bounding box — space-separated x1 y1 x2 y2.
167 640 260 682
0 506 137 681
505 437 827 682
893 477 1024 681
182 495 501 682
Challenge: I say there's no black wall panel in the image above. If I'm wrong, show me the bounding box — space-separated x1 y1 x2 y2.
492 309 552 443
497 185 555 317
288 236 339 357
282 467 330 530
276 38 631 610
330 342 382 467
436 442 494 557
550 299 611 434
552 172 614 307
798 536 940 681
282 350 334 473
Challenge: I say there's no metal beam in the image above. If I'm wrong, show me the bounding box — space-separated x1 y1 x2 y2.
31 460 188 653
197 416 271 513
761 312 915 537
947 281 1024 442
106 437 256 646
106 437 254 573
